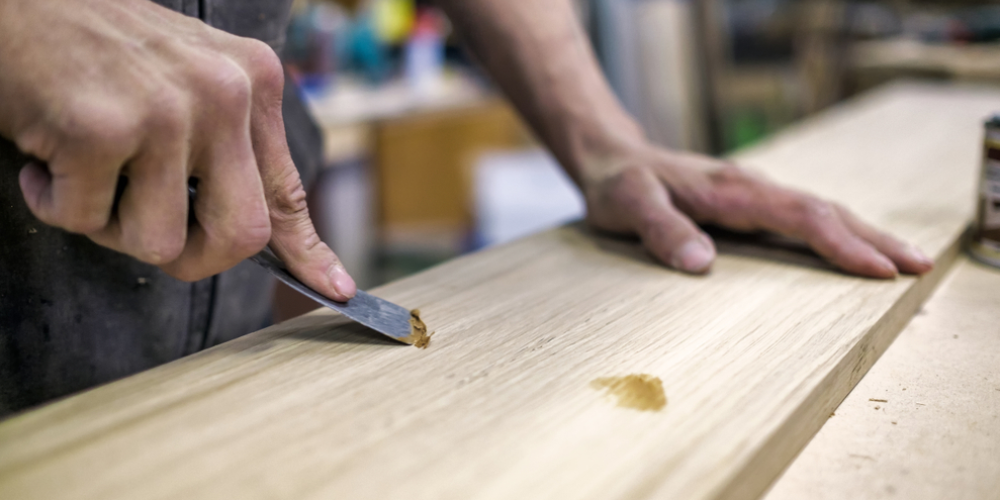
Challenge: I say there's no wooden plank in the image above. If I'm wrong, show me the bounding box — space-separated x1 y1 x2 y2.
763 256 1000 500
0 82 996 500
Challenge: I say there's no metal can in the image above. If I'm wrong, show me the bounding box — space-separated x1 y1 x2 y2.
969 115 1000 267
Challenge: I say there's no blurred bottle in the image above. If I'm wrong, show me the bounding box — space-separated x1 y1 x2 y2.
283 1 350 92
404 8 446 96
350 8 392 84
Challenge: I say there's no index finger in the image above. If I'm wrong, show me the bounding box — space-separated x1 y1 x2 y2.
707 170 899 278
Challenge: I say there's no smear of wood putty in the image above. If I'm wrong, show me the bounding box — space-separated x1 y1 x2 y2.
591 374 667 411
402 309 434 349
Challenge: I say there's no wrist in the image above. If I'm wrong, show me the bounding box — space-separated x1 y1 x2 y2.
561 115 657 189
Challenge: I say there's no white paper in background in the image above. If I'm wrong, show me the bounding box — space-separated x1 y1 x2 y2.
473 149 586 248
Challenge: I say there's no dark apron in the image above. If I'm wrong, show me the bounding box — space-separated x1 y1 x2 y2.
0 0 322 417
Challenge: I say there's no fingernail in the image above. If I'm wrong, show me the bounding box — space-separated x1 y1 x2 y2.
328 265 357 301
671 239 715 273
875 254 898 277
907 245 933 267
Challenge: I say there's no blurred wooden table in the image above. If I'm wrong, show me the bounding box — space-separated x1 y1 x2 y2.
852 39 1000 91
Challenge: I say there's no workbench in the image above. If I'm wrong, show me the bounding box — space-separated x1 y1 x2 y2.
2 82 999 499
765 256 1000 499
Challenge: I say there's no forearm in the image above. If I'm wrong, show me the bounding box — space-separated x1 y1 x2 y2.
439 0 931 279
437 0 645 185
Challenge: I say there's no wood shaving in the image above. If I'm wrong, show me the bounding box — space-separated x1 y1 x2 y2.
403 309 434 349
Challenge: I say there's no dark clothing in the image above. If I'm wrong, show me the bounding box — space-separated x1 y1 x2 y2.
0 0 322 417
151 0 294 51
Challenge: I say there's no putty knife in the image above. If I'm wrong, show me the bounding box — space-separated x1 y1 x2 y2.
112 177 416 345
249 247 415 344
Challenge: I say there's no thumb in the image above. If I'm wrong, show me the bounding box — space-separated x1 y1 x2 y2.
645 219 716 274
266 167 357 302
638 198 716 275
610 168 716 273
247 55 356 302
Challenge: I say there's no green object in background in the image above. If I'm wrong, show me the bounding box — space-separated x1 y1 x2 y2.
726 108 770 152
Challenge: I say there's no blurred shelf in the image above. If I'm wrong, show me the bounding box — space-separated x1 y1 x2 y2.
305 69 490 128
304 69 494 166
852 38 1000 81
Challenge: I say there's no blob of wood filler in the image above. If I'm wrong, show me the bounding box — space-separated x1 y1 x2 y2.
591 374 667 411
403 309 433 349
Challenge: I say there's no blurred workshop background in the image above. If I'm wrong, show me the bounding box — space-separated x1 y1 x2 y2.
276 0 1000 317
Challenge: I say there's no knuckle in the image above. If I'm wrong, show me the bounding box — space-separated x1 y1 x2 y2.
803 197 835 219
604 166 654 204
201 58 252 112
244 39 284 96
702 164 752 214
144 88 188 140
226 210 271 258
615 164 651 184
270 170 309 220
708 162 750 185
229 225 270 258
129 231 186 265
669 164 743 221
57 101 139 152
796 197 835 228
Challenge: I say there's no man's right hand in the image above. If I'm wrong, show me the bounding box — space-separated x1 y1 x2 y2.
0 0 356 301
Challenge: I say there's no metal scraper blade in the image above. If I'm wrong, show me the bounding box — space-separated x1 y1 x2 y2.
249 248 414 344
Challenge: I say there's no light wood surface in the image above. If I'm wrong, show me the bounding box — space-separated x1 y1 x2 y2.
764 256 1000 500
1 82 997 500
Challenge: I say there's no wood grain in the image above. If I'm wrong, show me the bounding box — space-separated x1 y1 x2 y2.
763 257 1000 500
1 82 998 500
